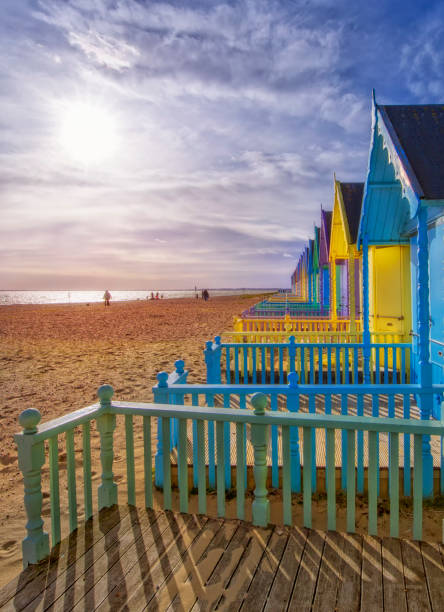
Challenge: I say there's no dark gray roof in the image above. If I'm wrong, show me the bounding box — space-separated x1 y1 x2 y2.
339 182 364 243
323 210 332 250
382 105 444 200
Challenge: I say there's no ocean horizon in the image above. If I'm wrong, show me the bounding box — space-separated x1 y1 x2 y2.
0 288 279 306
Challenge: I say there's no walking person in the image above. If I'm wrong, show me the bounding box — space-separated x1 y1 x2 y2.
103 290 112 306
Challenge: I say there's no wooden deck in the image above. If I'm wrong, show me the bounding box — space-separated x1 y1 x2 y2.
1 505 444 611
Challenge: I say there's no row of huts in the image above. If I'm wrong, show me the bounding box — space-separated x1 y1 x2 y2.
291 95 444 383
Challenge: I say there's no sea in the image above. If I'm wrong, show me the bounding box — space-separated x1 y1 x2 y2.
0 288 278 306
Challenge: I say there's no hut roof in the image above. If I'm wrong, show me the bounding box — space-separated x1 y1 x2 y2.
340 182 364 243
382 105 444 200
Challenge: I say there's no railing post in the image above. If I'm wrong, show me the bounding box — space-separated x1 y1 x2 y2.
417 206 434 497
174 359 185 377
331 258 337 321
204 341 215 383
362 233 371 383
15 408 50 567
251 393 270 527
288 336 296 373
349 249 356 333
97 385 118 510
213 336 222 384
154 372 169 487
287 372 301 492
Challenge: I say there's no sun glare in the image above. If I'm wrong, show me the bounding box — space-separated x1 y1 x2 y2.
58 101 118 164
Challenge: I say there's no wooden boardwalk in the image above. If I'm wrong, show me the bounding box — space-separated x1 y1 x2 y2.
1 505 444 611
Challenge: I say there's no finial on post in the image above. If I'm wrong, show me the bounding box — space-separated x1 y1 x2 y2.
19 408 41 434
157 372 169 388
98 385 114 405
251 392 268 416
214 335 221 345
288 372 299 388
175 360 185 375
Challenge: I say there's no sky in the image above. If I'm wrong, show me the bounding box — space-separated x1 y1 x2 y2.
1 0 444 290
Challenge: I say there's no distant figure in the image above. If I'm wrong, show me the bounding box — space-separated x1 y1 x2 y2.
150 291 155 300
155 292 159 299
203 289 209 301
103 290 111 307
160 294 164 299
195 292 199 299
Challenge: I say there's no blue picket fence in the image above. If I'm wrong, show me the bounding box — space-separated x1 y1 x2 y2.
204 336 413 385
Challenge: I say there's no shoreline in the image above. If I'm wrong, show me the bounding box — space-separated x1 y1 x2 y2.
0 291 275 308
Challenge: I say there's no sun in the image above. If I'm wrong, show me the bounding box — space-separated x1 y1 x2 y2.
58 101 119 164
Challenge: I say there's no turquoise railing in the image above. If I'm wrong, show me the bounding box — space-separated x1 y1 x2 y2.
153 377 442 496
153 360 189 486
15 384 444 567
204 336 412 385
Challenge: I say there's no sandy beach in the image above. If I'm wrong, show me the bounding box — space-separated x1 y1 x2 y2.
0 295 264 585
1 295 443 588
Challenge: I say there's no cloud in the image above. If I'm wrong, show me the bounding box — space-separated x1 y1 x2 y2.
1 0 439 289
68 30 139 71
400 13 444 99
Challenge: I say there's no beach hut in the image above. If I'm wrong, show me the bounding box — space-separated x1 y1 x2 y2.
313 226 321 306
329 178 364 330
358 96 444 496
319 208 332 310
359 97 444 371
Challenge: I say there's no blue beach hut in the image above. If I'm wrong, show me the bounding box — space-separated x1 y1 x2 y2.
358 94 444 495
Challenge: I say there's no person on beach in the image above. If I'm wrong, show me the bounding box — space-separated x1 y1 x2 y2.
155 292 159 299
103 290 111 306
203 289 209 301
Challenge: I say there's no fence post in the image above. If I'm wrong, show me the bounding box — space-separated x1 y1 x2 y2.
204 341 215 383
97 385 118 510
15 408 50 567
362 233 371 383
287 372 301 492
288 336 296 374
154 372 169 488
417 206 434 497
213 336 222 383
174 359 185 377
251 393 270 527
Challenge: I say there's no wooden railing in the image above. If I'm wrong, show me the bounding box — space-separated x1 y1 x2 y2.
153 377 438 494
15 383 444 567
206 337 413 384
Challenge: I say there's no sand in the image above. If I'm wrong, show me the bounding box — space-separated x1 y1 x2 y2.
0 295 262 585
0 295 443 589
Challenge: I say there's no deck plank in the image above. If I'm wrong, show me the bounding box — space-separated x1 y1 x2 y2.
289 529 325 611
335 533 362 612
311 531 343 611
166 519 240 611
421 542 444 612
146 518 224 611
215 525 273 610
240 528 288 611
190 522 253 611
401 539 432 611
382 537 408 612
360 534 383 612
263 527 307 612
